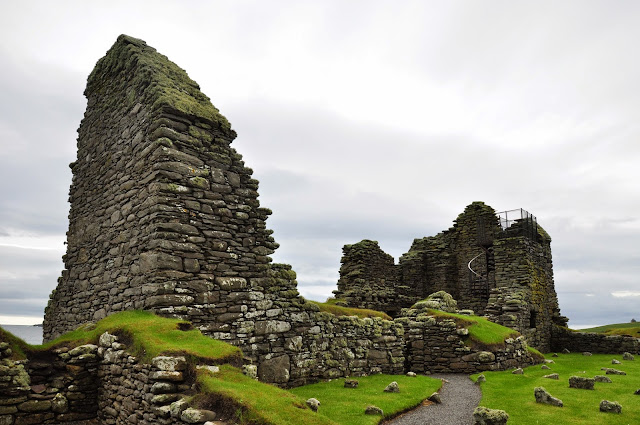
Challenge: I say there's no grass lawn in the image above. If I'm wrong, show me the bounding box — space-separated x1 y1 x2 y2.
309 300 392 321
472 353 640 424
289 374 442 425
579 322 640 337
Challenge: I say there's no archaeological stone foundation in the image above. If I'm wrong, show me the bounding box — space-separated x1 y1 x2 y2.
29 33 637 405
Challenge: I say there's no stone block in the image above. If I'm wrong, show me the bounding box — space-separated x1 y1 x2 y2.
152 356 187 371
534 387 563 407
569 376 594 390
473 406 509 425
258 355 290 384
599 400 622 414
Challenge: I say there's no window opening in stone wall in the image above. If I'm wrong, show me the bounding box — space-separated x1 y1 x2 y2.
530 310 537 328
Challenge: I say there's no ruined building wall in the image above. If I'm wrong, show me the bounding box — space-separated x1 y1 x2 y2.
43 35 404 386
484 222 565 352
333 240 405 315
336 202 565 352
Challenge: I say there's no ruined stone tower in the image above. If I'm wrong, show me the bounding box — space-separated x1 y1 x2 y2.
44 35 277 341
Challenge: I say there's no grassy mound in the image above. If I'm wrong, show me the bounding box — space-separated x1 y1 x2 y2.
0 326 32 360
472 353 640 424
309 301 392 321
579 322 640 337
197 366 337 425
40 310 242 364
289 374 442 425
427 309 520 348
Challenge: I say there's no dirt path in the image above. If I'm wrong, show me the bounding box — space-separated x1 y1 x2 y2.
385 374 481 425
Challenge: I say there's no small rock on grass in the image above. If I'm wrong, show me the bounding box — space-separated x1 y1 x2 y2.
306 398 320 412
552 353 559 357
612 359 621 365
473 406 509 425
601 368 626 375
344 379 358 388
475 374 486 384
633 389 640 395
623 352 635 361
541 365 550 370
562 348 570 354
406 371 417 377
543 373 559 380
512 368 524 375
594 375 612 383
582 352 592 356
365 405 383 415
599 400 622 414
384 381 399 393
534 387 563 407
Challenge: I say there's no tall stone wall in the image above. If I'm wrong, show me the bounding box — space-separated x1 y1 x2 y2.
44 35 277 341
333 240 407 316
484 223 565 352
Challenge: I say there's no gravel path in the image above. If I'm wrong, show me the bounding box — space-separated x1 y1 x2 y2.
385 374 481 425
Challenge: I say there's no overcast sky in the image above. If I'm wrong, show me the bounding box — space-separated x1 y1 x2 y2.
1 1 639 328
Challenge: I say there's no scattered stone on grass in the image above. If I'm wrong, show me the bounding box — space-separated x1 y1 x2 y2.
406 371 417 377
534 387 563 407
543 373 559 380
634 389 640 395
582 352 592 356
594 375 612 383
384 381 399 393
541 365 550 370
365 405 383 415
611 359 621 365
512 368 523 375
544 359 555 364
601 368 626 375
473 406 509 425
344 379 359 388
599 400 622 414
427 392 441 404
562 348 570 354
552 353 559 357
306 398 320 412
569 376 595 390
622 352 635 361
476 374 486 384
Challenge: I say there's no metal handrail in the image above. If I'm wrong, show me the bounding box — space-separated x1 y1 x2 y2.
468 252 485 281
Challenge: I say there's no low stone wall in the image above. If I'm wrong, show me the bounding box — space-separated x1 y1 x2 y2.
551 325 640 354
0 341 99 425
400 316 537 374
0 335 238 425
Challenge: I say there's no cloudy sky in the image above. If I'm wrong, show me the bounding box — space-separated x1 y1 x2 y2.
1 1 639 328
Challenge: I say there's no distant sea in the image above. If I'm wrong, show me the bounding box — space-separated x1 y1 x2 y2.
1 325 43 345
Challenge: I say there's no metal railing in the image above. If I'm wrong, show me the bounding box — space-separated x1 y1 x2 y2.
496 208 538 240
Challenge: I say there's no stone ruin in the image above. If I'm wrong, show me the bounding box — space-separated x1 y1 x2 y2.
334 202 568 352
38 35 639 397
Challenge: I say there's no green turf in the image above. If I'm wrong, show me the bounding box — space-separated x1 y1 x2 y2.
427 309 521 348
309 301 392 321
3 310 242 364
197 366 338 425
472 353 640 424
579 322 640 337
289 374 442 425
